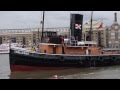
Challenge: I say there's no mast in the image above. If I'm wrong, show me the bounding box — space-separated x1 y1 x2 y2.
41 11 45 42
89 11 93 41
37 28 40 47
114 12 117 23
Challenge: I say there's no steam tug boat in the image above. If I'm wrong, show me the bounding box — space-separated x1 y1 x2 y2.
9 13 120 71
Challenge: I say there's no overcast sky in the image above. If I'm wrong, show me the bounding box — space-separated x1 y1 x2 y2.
0 11 119 29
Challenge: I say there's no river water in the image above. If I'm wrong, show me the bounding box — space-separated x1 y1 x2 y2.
1 54 120 79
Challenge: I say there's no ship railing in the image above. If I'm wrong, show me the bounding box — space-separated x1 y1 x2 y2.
70 40 78 46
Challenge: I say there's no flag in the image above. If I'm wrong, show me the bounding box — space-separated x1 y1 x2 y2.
97 22 103 29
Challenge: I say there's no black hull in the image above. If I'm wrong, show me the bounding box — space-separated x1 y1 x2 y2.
9 49 120 71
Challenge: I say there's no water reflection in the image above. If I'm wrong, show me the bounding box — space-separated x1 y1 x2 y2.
10 66 120 79
0 54 10 79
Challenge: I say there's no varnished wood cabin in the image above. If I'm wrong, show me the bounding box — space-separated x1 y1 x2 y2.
39 31 102 55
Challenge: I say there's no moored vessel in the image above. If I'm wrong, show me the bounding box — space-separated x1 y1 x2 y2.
0 43 20 54
9 11 120 71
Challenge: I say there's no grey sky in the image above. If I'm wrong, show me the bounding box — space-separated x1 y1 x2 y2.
0 11 119 29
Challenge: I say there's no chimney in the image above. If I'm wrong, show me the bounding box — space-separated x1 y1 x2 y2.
114 12 117 23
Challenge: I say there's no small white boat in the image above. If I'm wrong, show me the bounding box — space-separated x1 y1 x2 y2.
0 43 20 54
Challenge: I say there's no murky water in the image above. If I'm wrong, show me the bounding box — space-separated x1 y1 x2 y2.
1 54 120 79
0 54 10 79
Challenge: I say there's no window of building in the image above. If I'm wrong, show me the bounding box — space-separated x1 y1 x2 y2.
111 32 115 36
0 37 2 44
11 37 16 43
109 45 111 47
115 31 119 41
116 46 118 48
